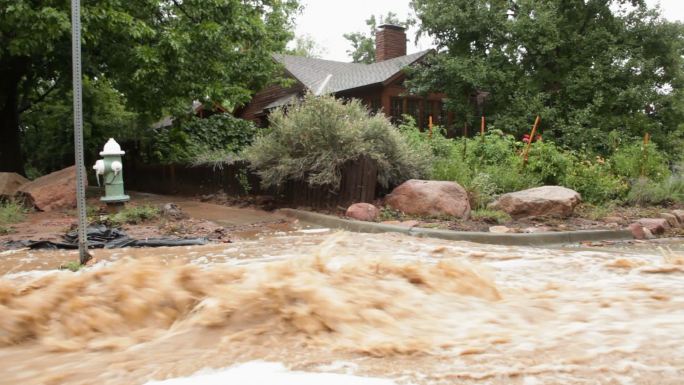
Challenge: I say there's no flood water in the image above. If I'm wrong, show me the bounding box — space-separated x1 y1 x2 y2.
0 231 683 384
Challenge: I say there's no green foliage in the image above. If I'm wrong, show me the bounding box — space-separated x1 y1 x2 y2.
467 173 499 210
431 132 541 195
575 203 615 221
151 114 257 164
563 158 628 204
2 0 300 173
427 132 651 205
20 78 140 176
409 0 684 157
0 200 26 234
626 175 684 206
470 209 511 224
59 261 84 272
0 200 26 226
397 115 452 159
237 167 252 195
244 94 431 189
611 141 670 182
104 205 160 227
343 12 415 64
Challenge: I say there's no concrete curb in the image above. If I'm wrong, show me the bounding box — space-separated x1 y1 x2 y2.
279 208 634 246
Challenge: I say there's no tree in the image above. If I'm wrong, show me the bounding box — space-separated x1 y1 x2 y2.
20 77 139 177
0 0 299 174
409 0 684 155
286 35 327 58
344 12 414 64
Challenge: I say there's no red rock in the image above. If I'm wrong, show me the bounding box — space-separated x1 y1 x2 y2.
629 223 647 240
659 213 680 228
489 186 581 219
345 203 379 222
643 227 655 239
16 166 81 212
673 210 684 224
636 218 669 235
384 180 471 219
0 172 29 199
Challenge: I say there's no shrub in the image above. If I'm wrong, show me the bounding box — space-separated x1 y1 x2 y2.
0 200 26 235
470 209 511 224
398 115 453 158
611 141 670 181
431 132 542 195
151 114 257 164
562 157 629 204
106 205 161 226
626 175 684 206
467 173 499 209
0 200 25 225
244 94 431 189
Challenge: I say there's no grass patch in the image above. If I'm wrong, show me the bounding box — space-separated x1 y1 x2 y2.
111 205 160 225
94 204 161 227
59 261 84 272
575 203 615 221
470 209 511 224
0 200 26 224
378 206 407 222
0 200 27 234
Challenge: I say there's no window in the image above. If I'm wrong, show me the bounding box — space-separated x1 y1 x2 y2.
390 97 403 123
370 98 382 114
407 99 420 126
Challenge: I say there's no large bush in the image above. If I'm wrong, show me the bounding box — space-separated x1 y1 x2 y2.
243 94 431 189
150 113 257 164
430 132 633 205
610 141 670 181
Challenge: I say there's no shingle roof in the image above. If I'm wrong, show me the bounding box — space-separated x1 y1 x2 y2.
273 50 431 94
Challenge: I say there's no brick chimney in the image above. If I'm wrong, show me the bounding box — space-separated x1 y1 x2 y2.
375 24 407 62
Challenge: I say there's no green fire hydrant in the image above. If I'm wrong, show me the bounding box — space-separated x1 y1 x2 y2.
93 138 130 204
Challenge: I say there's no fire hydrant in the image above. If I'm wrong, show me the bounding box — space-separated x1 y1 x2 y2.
93 138 130 205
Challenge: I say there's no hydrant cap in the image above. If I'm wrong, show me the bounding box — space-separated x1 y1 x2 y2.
100 138 125 156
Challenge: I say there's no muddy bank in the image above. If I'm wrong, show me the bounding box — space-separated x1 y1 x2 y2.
0 233 682 384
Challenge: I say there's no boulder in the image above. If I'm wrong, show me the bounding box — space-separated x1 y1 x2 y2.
659 213 680 228
384 180 471 219
629 223 647 240
489 186 581 219
161 203 189 220
16 166 80 212
636 218 669 235
345 203 379 222
0 173 29 199
489 226 512 234
673 210 684 224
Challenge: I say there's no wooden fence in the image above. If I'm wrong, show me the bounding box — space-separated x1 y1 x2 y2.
124 157 379 209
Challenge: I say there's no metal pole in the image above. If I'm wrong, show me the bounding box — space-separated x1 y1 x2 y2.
71 0 91 265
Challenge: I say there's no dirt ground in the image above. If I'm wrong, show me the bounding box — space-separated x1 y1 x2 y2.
0 194 298 250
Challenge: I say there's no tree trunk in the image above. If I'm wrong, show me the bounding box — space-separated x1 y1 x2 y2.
0 60 27 175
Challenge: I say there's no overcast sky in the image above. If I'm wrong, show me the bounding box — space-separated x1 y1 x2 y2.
293 0 684 62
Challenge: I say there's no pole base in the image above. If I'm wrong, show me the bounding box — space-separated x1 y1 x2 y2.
104 201 126 214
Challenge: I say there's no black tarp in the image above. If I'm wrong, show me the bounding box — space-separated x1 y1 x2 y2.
2 225 208 250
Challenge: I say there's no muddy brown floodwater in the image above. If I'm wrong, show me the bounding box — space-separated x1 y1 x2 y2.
0 231 683 385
